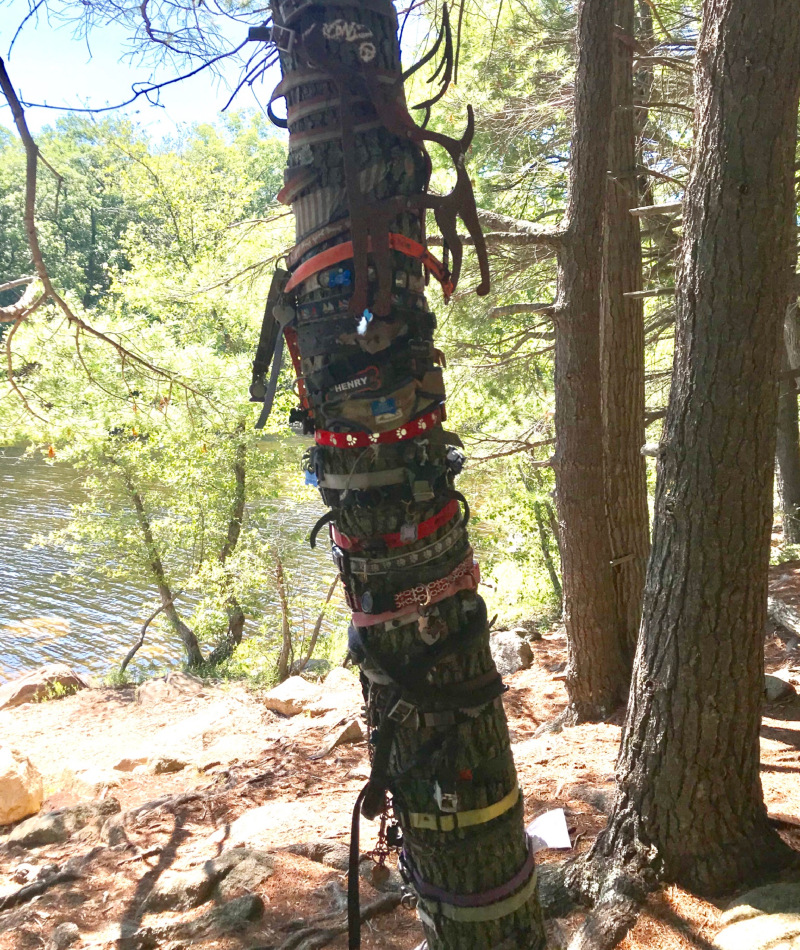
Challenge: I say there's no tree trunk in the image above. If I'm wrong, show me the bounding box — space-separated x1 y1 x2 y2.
125 478 204 668
533 500 562 606
601 0 650 662
776 307 800 544
555 0 629 722
268 2 545 946
275 553 292 684
582 0 800 899
209 430 248 665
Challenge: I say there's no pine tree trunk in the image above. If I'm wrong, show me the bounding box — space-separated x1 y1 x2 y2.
776 310 800 544
601 0 649 662
267 4 545 946
555 0 629 722
584 0 800 896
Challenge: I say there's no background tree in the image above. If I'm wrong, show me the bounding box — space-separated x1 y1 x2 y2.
566 1 800 944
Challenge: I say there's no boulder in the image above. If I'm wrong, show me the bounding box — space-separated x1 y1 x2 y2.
0 746 43 825
290 658 332 677
46 922 80 950
71 767 120 794
714 882 800 949
324 667 360 692
490 632 534 676
0 665 89 710
8 797 120 848
207 848 274 899
313 719 366 758
113 756 148 772
143 867 215 912
263 676 321 716
135 671 204 706
765 673 797 703
146 755 188 775
143 848 273 911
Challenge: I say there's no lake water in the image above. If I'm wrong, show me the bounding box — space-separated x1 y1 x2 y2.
0 448 340 683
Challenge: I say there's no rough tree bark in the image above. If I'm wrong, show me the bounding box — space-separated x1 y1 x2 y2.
265 1 545 947
776 305 800 544
555 0 629 722
568 1 800 940
600 0 650 662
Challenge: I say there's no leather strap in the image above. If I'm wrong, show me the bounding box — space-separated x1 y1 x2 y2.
285 233 454 298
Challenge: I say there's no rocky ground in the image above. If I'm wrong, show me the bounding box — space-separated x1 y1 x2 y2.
0 620 799 950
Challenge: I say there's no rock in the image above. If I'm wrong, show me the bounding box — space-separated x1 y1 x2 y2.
509 626 529 638
263 676 321 716
72 767 120 794
207 848 274 898
46 922 80 950
714 882 800 949
765 673 797 703
8 798 120 848
144 867 216 912
324 667 360 691
490 632 534 676
113 756 148 772
144 848 273 911
136 670 204 706
0 746 43 825
313 719 366 758
200 892 264 931
290 658 332 677
0 665 89 710
146 755 188 775
11 862 41 884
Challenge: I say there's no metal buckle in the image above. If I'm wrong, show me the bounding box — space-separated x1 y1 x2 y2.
278 0 315 25
270 24 296 52
388 698 416 723
331 545 349 574
434 783 458 814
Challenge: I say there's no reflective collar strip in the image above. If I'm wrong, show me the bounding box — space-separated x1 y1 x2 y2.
350 555 480 628
331 498 459 551
316 405 443 448
284 232 454 299
408 784 520 833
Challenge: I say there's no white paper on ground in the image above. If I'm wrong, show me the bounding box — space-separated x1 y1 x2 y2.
526 808 572 853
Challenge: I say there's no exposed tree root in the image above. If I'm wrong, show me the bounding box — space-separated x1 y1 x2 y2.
274 893 402 950
564 885 642 950
0 868 80 912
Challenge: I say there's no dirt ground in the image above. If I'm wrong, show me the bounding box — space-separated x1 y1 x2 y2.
1 613 799 950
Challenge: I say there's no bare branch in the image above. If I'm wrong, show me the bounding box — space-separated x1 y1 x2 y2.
0 56 213 404
0 275 36 293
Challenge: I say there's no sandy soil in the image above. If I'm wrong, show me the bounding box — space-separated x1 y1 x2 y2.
0 619 798 950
